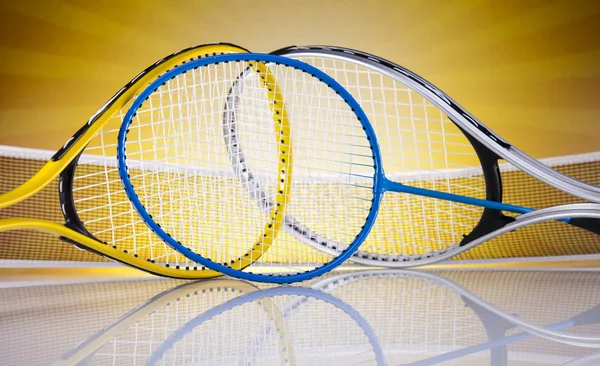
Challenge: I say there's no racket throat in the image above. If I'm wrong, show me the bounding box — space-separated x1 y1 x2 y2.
460 209 516 246
382 179 520 246
382 179 533 214
383 180 600 240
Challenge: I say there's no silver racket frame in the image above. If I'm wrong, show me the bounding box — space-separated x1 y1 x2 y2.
317 269 600 348
281 46 600 202
223 48 600 267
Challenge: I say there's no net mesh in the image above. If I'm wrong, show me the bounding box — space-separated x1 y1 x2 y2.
1 147 598 265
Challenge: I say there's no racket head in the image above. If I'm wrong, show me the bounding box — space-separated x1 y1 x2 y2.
265 46 497 264
46 43 251 278
116 53 382 283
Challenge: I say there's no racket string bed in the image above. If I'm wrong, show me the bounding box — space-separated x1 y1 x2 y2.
120 63 282 265
224 54 490 263
115 54 385 282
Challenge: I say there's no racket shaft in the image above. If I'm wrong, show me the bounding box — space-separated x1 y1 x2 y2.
385 179 573 223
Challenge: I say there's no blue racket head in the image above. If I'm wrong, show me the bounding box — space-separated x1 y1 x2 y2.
116 53 385 283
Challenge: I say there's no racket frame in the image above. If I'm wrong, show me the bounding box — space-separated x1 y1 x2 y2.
0 43 256 279
265 45 600 265
117 53 378 283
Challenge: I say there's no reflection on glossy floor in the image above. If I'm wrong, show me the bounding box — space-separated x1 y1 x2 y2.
1 269 599 365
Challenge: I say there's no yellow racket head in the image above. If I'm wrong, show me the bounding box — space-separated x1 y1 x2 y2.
0 43 272 279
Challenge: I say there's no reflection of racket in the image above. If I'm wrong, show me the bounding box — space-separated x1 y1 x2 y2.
314 270 600 365
116 53 382 283
321 270 600 357
54 279 261 365
225 45 600 267
403 307 600 366
415 271 600 348
247 270 599 365
239 277 391 365
0 43 262 278
563 352 600 366
147 286 386 366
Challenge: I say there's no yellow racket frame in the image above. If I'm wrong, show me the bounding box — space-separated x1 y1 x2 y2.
0 44 293 279
230 62 293 270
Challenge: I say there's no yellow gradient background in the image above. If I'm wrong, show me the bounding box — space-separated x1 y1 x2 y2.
0 0 599 157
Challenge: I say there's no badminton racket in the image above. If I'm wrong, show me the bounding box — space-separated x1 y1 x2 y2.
116 53 380 283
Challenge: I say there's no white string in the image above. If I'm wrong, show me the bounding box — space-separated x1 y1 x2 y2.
114 61 374 273
268 57 488 260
